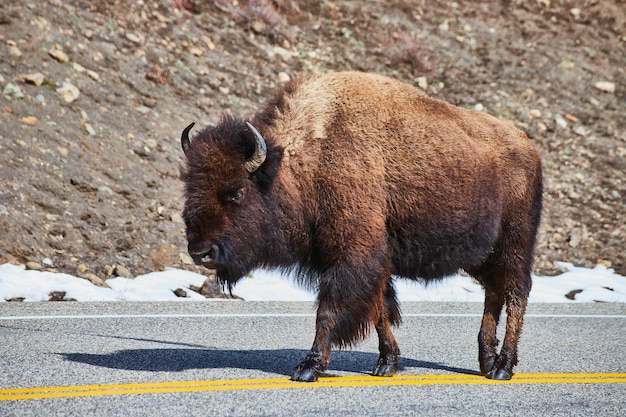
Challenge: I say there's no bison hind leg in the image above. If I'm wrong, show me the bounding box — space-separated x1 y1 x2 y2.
372 282 401 377
470 258 532 381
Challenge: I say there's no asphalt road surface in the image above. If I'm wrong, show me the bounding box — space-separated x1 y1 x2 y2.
1 301 624 416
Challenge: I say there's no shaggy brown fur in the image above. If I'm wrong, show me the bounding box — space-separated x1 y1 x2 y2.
180 71 542 382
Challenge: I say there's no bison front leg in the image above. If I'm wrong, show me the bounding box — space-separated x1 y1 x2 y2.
291 289 351 382
291 258 388 382
372 317 400 376
291 313 333 382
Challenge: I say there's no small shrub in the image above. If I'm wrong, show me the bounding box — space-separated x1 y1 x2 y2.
386 32 432 75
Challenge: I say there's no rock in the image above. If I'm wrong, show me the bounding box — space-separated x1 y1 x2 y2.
125 33 142 44
529 109 542 118
538 0 550 8
0 204 7 215
180 252 193 265
20 116 38 126
81 273 111 288
594 81 615 93
3 83 24 99
251 19 266 34
143 98 157 108
72 62 86 73
416 76 428 90
170 212 183 223
8 44 22 59
97 185 114 195
56 82 80 102
565 289 583 300
87 70 100 81
570 8 581 19
438 19 449 33
189 46 203 56
555 115 568 129
22 72 45 86
25 261 43 271
49 291 76 301
173 288 188 298
144 138 157 149
113 264 132 278
77 264 88 273
277 71 291 83
84 123 96 135
573 125 589 137
152 243 175 271
271 46 292 62
48 47 69 63
202 35 216 50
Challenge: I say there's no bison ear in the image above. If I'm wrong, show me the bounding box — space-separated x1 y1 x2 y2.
181 122 195 156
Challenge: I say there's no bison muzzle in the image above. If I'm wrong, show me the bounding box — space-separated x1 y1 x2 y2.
179 71 542 382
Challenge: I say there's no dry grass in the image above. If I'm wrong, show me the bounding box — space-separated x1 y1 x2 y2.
215 0 291 43
385 32 432 75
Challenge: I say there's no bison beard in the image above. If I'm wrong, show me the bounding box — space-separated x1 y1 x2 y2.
179 71 542 383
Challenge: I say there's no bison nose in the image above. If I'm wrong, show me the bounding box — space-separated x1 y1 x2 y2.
188 242 220 266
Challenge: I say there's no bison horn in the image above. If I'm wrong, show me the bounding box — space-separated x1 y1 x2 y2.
181 122 195 156
245 122 267 173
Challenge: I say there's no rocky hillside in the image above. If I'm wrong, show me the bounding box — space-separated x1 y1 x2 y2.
1 0 624 291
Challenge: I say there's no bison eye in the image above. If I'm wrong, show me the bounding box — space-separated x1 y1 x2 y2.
230 189 245 203
220 185 246 205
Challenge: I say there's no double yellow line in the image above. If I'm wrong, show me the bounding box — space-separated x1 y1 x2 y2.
2 373 625 401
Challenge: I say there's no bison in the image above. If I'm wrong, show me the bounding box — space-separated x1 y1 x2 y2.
180 71 542 382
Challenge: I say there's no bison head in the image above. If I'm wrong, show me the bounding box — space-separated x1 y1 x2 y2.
180 116 283 288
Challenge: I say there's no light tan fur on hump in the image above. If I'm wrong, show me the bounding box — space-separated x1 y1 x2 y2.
267 74 337 158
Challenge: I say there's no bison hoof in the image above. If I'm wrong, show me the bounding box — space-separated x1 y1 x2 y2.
372 356 398 377
480 356 496 376
291 361 323 382
487 367 513 380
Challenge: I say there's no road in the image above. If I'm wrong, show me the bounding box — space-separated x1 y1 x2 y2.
1 301 624 416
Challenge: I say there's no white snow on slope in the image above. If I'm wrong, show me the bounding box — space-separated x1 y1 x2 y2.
1 262 625 303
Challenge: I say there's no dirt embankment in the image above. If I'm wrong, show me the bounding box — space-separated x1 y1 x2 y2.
1 0 624 292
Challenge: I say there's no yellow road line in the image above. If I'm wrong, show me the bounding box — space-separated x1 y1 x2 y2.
1 373 624 401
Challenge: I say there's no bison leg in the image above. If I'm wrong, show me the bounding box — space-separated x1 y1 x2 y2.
478 288 504 376
291 343 329 382
474 265 531 380
372 317 400 376
488 273 531 380
292 256 390 382
373 282 401 377
291 310 333 382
